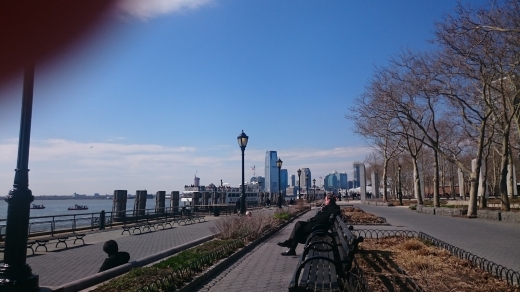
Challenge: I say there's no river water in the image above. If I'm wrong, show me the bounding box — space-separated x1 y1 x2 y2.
0 198 183 219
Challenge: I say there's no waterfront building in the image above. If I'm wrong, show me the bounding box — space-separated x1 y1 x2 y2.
353 162 362 188
264 151 279 193
281 169 288 194
290 174 295 187
300 168 312 195
339 172 348 189
250 176 265 191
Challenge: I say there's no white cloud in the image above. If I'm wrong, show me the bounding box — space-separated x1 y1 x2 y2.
0 138 371 196
117 0 214 20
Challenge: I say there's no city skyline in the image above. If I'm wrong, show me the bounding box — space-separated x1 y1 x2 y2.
0 0 489 196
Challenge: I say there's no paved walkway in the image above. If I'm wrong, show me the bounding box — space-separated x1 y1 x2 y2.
194 210 315 292
192 201 520 291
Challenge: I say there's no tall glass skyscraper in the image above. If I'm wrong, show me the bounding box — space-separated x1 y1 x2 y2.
264 151 279 193
353 163 362 188
281 169 288 194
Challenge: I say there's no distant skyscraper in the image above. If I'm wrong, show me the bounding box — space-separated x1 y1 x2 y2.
290 174 295 187
300 168 312 194
281 169 288 194
264 151 279 193
339 172 348 189
353 163 362 188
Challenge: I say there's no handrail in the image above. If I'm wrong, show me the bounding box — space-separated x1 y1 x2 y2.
0 203 248 240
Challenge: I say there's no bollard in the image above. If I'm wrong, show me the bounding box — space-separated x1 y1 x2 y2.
99 210 106 230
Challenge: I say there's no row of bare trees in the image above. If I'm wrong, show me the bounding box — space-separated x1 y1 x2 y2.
349 0 520 216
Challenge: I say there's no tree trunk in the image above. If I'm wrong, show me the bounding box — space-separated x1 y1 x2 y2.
499 136 511 211
382 159 388 202
433 150 440 207
413 157 423 204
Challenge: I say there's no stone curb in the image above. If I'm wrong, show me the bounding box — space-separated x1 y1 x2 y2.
51 234 215 292
177 207 311 292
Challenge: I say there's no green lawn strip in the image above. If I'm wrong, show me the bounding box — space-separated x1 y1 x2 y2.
273 211 291 220
94 239 240 292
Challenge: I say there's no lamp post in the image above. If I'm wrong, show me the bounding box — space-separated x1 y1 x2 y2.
237 130 248 214
277 158 283 208
398 165 403 206
297 169 302 200
312 178 316 202
0 65 39 290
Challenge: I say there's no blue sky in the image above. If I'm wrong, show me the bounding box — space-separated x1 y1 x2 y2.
0 0 489 196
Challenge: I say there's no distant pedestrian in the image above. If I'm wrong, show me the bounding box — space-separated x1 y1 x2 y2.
98 240 130 273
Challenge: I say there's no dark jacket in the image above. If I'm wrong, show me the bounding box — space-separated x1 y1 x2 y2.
98 251 130 272
303 203 340 233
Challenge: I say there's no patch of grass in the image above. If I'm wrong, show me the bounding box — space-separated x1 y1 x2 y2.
94 239 240 292
273 210 291 220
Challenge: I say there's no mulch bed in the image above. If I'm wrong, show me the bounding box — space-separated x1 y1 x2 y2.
355 237 519 292
341 207 388 225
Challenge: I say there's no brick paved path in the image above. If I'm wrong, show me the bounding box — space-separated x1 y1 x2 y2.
31 219 217 288
195 210 315 292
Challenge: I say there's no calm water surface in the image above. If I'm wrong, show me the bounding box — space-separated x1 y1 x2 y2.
0 198 182 219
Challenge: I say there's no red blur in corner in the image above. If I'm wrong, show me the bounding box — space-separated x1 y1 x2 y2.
0 0 117 84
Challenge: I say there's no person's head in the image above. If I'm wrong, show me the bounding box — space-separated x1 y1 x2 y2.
324 194 337 205
245 211 252 217
103 240 119 255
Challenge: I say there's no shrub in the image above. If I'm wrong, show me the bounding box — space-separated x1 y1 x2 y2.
210 212 276 242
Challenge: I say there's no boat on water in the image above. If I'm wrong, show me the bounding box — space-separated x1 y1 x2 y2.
30 204 45 209
68 204 88 210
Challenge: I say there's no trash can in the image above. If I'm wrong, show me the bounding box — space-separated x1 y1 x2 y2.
213 206 220 216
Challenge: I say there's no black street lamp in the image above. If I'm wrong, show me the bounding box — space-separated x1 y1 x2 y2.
312 178 316 202
297 169 302 200
237 130 248 214
0 65 39 290
398 165 403 206
276 158 283 208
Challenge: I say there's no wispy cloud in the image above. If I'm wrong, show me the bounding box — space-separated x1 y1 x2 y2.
117 0 214 20
0 138 370 195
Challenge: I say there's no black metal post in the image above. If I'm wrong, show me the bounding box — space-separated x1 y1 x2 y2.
277 167 282 208
298 171 301 200
240 147 246 214
0 65 39 290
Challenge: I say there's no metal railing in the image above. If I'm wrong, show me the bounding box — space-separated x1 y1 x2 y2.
0 204 248 240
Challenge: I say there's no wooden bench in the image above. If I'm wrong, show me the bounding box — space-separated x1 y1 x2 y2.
288 215 363 292
121 219 156 235
33 232 85 251
186 214 205 223
0 240 36 255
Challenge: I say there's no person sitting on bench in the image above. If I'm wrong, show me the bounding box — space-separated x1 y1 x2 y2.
278 194 340 256
98 240 130 272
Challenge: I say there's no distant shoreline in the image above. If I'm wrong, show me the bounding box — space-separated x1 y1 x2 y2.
0 196 127 200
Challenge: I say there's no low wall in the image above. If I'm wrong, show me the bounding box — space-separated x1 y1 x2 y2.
415 205 520 223
361 201 393 207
